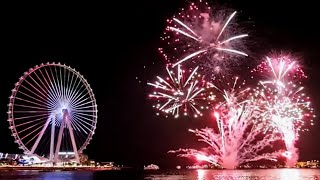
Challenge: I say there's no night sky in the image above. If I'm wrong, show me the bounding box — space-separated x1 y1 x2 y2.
0 0 319 169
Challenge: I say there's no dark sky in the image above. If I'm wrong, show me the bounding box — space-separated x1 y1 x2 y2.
0 0 319 169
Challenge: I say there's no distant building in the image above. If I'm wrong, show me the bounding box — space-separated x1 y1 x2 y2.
0 152 21 160
144 164 160 170
296 160 319 168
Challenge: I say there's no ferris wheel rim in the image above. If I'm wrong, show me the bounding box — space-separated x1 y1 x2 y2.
7 62 98 156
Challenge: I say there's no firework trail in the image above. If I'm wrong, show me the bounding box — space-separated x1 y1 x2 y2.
169 78 281 169
147 65 215 118
208 76 250 108
252 55 315 166
159 0 248 77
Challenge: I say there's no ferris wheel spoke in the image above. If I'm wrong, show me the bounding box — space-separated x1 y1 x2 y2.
72 112 97 118
68 83 86 104
67 74 81 97
15 116 47 128
58 66 65 99
72 116 95 134
53 66 62 98
73 131 85 147
69 116 82 132
57 66 66 101
17 90 52 108
14 104 50 111
72 128 86 148
49 66 63 101
70 96 92 109
59 66 64 98
36 133 50 156
70 118 86 138
72 86 89 103
70 114 91 133
39 70 60 111
73 113 95 123
69 115 88 134
28 74 54 103
63 66 68 100
53 120 60 128
72 113 94 128
70 97 90 110
14 113 48 120
24 79 50 101
33 70 50 92
20 84 55 108
57 66 66 100
65 69 76 103
25 130 42 146
65 67 71 103
67 76 85 100
18 120 46 136
43 67 61 104
15 97 50 109
71 99 94 109
15 110 49 113
73 121 90 135
20 123 46 142
70 120 88 142
72 110 97 113
73 105 96 111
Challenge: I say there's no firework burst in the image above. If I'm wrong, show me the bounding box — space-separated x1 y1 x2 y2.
252 55 315 131
147 65 215 118
253 82 314 132
159 0 248 77
252 55 306 86
144 0 316 168
252 55 315 166
169 79 281 169
252 81 314 166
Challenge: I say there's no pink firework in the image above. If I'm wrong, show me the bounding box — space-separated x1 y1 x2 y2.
251 55 306 85
252 55 315 166
159 0 248 76
208 76 250 108
254 82 314 131
147 65 215 118
253 81 314 166
169 79 281 169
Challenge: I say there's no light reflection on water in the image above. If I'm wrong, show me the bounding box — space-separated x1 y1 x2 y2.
0 171 93 180
41 171 93 180
197 169 205 180
0 169 319 179
144 169 320 180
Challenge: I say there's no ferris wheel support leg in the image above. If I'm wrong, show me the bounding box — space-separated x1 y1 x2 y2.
54 119 66 163
66 117 80 164
30 119 50 155
49 118 55 161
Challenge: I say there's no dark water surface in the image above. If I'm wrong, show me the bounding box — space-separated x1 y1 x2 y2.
0 169 319 179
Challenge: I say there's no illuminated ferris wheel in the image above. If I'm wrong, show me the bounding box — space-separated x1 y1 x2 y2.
7 62 97 163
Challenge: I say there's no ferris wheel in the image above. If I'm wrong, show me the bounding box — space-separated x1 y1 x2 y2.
7 62 97 163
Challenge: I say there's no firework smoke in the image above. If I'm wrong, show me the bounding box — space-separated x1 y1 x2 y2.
159 0 248 77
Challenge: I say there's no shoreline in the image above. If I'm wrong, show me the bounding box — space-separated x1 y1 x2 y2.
0 166 118 171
